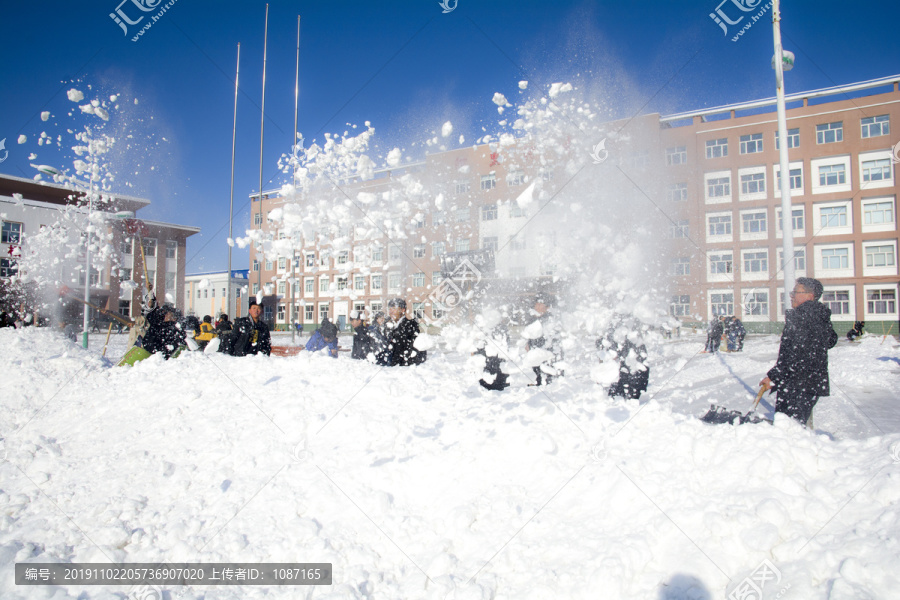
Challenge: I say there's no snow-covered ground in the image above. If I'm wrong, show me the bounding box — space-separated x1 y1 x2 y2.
1 327 899 599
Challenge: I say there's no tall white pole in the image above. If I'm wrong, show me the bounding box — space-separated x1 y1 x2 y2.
291 15 300 342
773 0 795 318
257 4 269 298
227 43 240 320
82 133 96 348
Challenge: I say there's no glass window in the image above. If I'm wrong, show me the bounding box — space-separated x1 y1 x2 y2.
432 271 442 286
711 292 734 316
861 115 890 138
865 245 896 268
670 220 689 238
739 133 763 154
821 247 849 269
354 276 365 290
142 238 157 257
412 272 425 287
705 138 728 159
455 180 470 194
389 244 401 261
666 146 687 166
776 168 802 190
775 127 799 149
482 236 498 251
455 207 470 222
432 242 445 257
777 208 804 231
671 257 690 276
743 251 768 273
822 290 850 315
319 277 329 292
709 253 733 274
863 201 894 225
305 305 314 321
480 174 496 191
371 275 383 291
820 206 847 228
742 211 767 234
816 121 843 144
667 183 688 202
670 295 690 317
165 240 177 259
740 172 766 195
413 244 426 258
388 273 401 290
507 170 525 186
456 238 471 252
708 215 732 236
744 291 768 316
481 204 498 221
818 164 846 187
707 177 730 198
0 258 17 277
862 158 891 182
867 289 896 314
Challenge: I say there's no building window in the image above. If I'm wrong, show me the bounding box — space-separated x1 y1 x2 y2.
777 248 805 272
319 277 329 293
740 172 766 196
711 292 734 316
707 176 730 199
252 259 260 272
705 138 728 159
862 158 892 183
818 164 846 187
670 257 690 276
412 272 425 287
708 214 732 236
165 240 177 259
413 244 426 258
432 271 442 286
670 220 689 238
456 238 471 252
389 244 401 261
305 305 314 321
277 281 286 295
278 257 286 270
508 235 526 251
667 183 688 202
821 247 849 270
775 127 800 149
820 206 847 228
822 290 850 315
507 170 525 186
776 168 802 190
455 207 470 222
119 300 131 317
196 289 201 299
670 295 690 317
122 268 132 281
863 200 894 227
861 115 889 138
666 146 687 166
739 133 763 154
432 242 445 257
867 289 896 314
455 180 470 194
371 301 383 314
211 286 216 298
709 252 733 275
336 276 347 291
252 283 259 294
371 275 383 291
277 304 285 321
120 238 133 255
304 277 314 294
865 244 896 268
433 211 446 226
371 247 383 263
337 251 348 265
776 207 805 232
743 291 768 316
480 174 496 191
411 302 425 320
254 212 262 227
0 258 17 277
142 238 157 257
482 236 498 252
816 121 843 144
263 259 272 271
741 211 767 235
305 252 316 267
388 273 401 290
510 203 526 218
319 303 329 322
743 250 768 273
354 276 365 291
481 204 498 221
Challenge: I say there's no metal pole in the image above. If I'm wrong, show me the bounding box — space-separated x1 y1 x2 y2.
257 3 269 297
228 42 240 320
773 0 795 317
82 134 96 349
291 14 300 343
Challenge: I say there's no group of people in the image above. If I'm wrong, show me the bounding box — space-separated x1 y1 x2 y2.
704 314 746 353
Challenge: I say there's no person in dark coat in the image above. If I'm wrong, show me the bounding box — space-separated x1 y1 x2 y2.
369 311 390 366
0 312 15 328
724 316 746 351
215 313 233 335
760 277 838 426
223 301 271 356
598 316 650 400
349 311 374 360
847 321 865 342
524 294 562 386
385 298 425 366
142 304 186 359
705 317 724 353
305 318 339 357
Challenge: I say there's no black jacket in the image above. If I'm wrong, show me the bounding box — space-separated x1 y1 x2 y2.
768 300 838 397
142 308 186 359
387 317 425 366
228 316 271 356
351 324 374 360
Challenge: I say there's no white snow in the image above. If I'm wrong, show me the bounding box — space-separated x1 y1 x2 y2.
518 81 528 90
1 327 899 599
66 89 84 102
386 148 402 167
441 121 453 137
515 180 536 209
17 135 26 144
40 112 50 122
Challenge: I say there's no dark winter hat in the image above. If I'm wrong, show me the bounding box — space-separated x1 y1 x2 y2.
349 310 365 321
388 297 407 309
796 277 824 300
203 315 212 323
320 321 338 339
248 298 258 307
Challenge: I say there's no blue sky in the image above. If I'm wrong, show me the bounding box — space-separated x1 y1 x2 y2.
1 0 898 274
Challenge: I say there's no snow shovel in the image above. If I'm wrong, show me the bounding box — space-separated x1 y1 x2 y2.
700 385 770 425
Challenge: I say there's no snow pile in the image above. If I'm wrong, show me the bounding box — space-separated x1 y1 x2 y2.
1 328 899 599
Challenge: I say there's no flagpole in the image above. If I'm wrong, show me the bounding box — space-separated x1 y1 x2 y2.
257 3 269 299
227 42 240 320
291 14 301 343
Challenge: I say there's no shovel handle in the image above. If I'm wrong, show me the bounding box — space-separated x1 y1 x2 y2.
752 385 767 409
